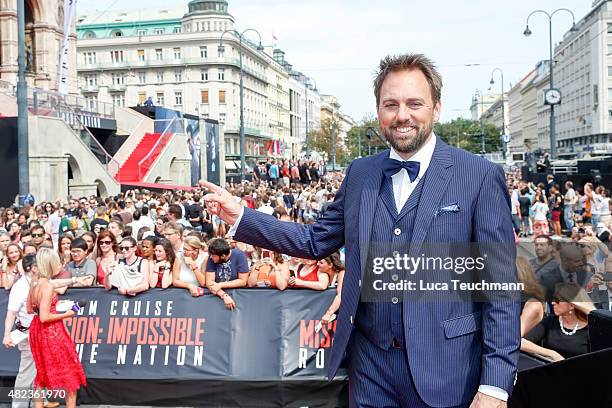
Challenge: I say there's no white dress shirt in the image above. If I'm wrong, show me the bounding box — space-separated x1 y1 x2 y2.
388 133 436 212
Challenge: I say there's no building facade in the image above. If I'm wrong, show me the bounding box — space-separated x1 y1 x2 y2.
0 0 77 93
320 94 356 152
76 0 302 167
550 0 612 157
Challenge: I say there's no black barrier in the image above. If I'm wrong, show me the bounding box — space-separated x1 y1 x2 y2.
0 288 348 407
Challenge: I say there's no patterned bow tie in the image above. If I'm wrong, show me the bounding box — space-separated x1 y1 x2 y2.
382 158 420 182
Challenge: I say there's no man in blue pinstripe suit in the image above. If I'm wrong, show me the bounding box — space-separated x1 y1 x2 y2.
202 54 520 408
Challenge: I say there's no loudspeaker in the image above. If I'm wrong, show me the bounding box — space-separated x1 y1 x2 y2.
588 309 612 352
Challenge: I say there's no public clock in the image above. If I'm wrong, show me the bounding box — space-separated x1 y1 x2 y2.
544 88 562 105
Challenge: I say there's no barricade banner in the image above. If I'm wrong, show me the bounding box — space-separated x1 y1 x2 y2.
0 288 348 406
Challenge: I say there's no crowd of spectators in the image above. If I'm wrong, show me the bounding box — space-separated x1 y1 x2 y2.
0 166 346 314
507 173 611 239
505 171 610 361
2 164 610 368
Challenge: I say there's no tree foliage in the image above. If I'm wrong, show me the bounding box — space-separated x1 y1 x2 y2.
343 117 503 162
307 117 348 165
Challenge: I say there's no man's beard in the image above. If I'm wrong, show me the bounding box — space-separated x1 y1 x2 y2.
381 120 433 155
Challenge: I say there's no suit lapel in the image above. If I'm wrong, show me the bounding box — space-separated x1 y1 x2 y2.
409 139 454 257
359 154 385 280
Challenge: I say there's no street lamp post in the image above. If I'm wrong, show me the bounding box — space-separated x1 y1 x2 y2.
17 0 29 205
489 68 506 160
473 89 485 156
219 28 264 182
523 8 577 160
304 77 317 160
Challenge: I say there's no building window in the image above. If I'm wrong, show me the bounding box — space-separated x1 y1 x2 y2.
173 47 181 60
84 31 96 39
174 70 182 82
218 68 225 81
138 71 146 84
85 75 97 86
136 29 146 36
156 71 164 83
174 91 182 105
201 69 208 81
85 96 98 111
200 46 208 58
112 94 125 107
138 92 147 105
218 46 225 58
137 49 145 62
111 73 124 85
84 52 96 64
111 29 123 37
219 90 226 103
173 27 181 33
156 92 165 106
608 88 612 100
154 28 164 35
155 49 163 60
110 50 124 63
219 112 226 123
201 90 209 103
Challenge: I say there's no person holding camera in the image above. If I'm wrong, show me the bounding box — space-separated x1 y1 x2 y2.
149 239 175 289
247 248 290 290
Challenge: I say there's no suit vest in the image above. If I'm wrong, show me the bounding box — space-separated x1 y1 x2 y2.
355 173 426 350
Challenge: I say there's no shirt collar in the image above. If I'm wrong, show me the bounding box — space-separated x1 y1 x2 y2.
388 132 437 179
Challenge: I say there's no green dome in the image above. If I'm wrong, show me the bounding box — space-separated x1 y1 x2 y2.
188 0 229 14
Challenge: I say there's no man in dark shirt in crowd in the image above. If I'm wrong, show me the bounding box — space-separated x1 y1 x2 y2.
186 195 204 232
89 206 109 234
205 238 249 311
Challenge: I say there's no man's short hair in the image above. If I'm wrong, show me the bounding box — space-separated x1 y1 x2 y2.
534 234 552 245
31 225 44 235
168 204 183 219
374 53 443 106
164 221 183 235
208 238 231 257
70 237 89 251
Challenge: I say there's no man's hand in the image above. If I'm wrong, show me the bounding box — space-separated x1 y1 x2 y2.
469 392 506 408
199 180 243 226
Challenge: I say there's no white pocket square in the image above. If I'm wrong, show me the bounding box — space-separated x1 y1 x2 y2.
436 203 460 216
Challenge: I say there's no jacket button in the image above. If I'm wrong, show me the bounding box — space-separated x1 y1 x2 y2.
391 297 399 304
358 279 362 288
392 251 399 257
392 274 399 281
394 228 401 236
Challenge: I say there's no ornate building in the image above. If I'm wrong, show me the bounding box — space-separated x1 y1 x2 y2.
0 0 77 93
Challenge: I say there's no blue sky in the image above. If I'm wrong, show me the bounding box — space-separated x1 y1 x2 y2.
78 0 593 123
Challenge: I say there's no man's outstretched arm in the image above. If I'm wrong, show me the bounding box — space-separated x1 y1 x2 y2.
200 166 351 260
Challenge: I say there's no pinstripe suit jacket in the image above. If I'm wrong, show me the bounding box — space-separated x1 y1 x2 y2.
234 138 521 406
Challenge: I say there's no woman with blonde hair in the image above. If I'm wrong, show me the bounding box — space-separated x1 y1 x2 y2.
27 248 86 408
172 235 207 296
516 256 545 336
522 283 596 361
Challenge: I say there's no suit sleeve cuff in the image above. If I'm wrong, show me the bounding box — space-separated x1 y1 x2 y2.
227 207 245 237
478 385 508 402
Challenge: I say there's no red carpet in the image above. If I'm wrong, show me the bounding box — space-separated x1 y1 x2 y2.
114 132 164 182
